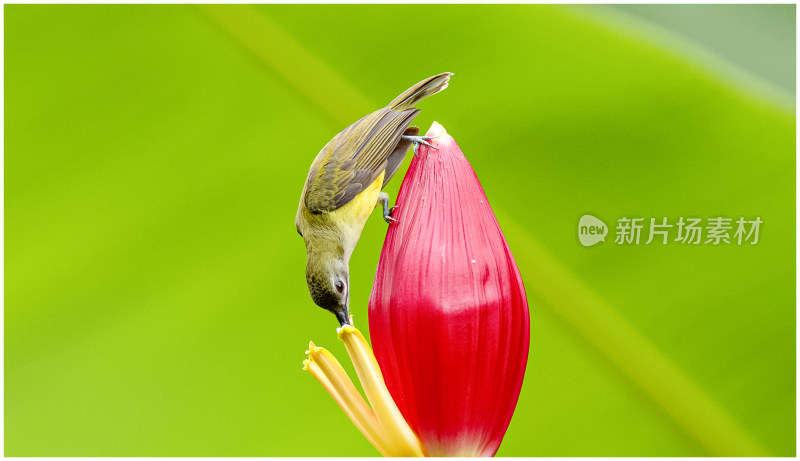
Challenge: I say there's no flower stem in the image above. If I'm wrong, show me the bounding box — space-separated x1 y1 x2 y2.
304 342 392 456
338 325 426 457
304 323 425 457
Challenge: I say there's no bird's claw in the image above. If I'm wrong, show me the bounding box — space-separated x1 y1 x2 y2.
381 194 399 224
403 135 439 155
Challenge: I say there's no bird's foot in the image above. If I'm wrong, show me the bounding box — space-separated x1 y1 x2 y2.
402 135 438 155
380 195 399 224
383 207 398 223
383 205 399 223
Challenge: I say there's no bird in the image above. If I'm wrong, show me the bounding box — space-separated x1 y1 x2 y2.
295 72 453 326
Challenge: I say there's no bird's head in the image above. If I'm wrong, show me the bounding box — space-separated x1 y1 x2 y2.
306 255 350 326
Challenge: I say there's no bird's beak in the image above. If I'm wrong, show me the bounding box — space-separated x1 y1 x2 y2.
335 307 350 327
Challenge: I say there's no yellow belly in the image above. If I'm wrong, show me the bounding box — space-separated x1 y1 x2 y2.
336 171 385 227
298 171 385 261
330 172 385 260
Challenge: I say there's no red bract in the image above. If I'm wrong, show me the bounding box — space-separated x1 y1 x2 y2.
368 122 530 456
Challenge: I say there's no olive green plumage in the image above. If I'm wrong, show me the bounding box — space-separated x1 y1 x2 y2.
296 72 453 325
303 72 453 213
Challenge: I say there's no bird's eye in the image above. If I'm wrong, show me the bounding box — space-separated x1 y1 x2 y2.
335 280 345 293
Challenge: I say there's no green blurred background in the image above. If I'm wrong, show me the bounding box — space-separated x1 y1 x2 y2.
5 4 795 456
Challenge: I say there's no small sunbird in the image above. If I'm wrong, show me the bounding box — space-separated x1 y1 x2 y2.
295 72 453 326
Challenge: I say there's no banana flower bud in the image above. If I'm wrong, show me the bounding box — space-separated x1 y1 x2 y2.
368 122 531 456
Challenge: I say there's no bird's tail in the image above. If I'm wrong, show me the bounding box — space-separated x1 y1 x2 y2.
387 72 453 110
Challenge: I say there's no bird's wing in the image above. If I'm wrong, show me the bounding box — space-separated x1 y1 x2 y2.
303 107 419 213
382 126 417 188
